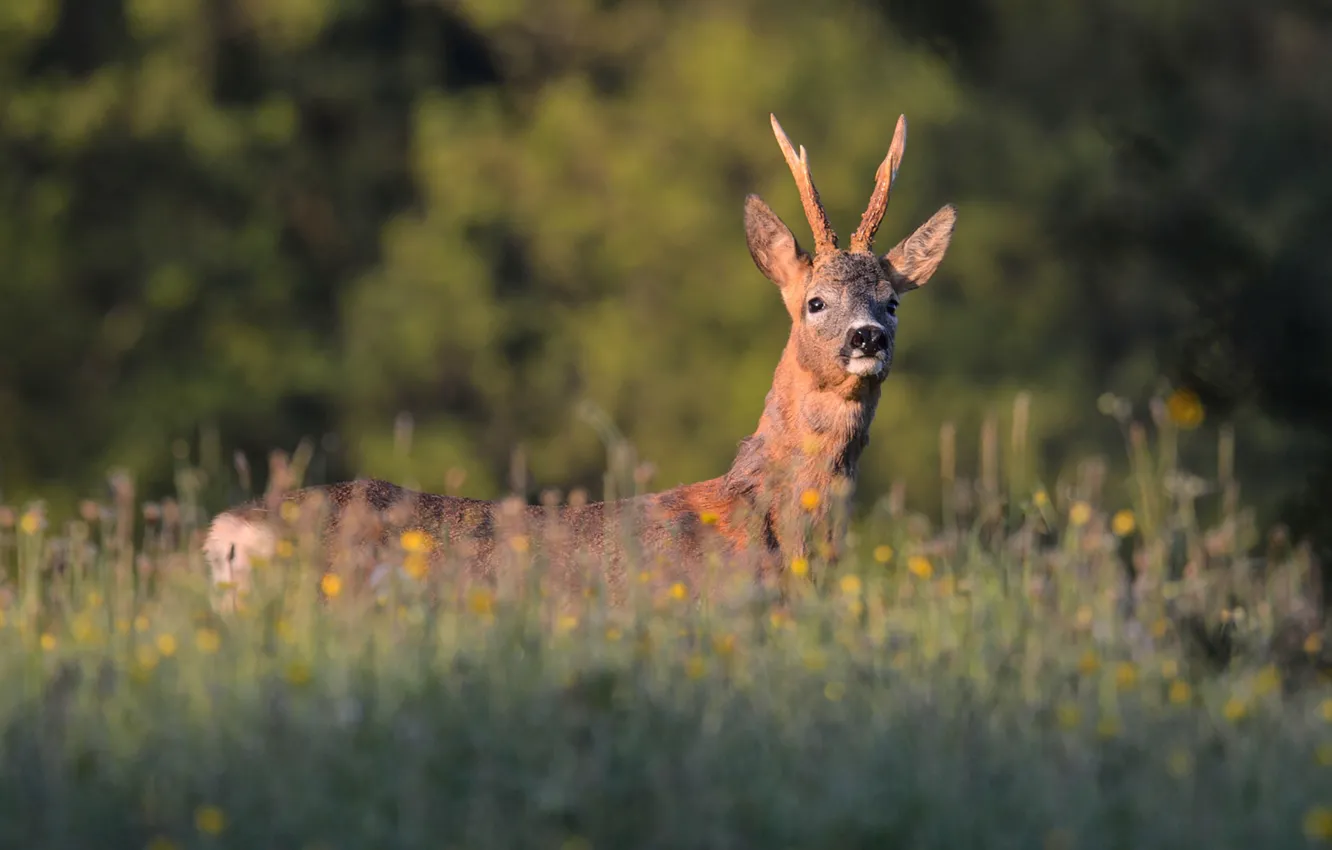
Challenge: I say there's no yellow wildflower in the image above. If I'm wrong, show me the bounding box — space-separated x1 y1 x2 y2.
319 573 342 599
1166 388 1204 429
18 511 41 536
699 511 719 526
285 660 312 686
824 681 846 702
1307 633 1324 654
1304 806 1332 842
1077 650 1100 676
39 633 56 651
839 575 862 596
275 539 294 559
1169 680 1192 705
134 615 150 633
799 489 820 511
146 837 179 850
86 591 103 608
509 534 530 554
1151 618 1169 638
712 633 736 657
1075 605 1094 629
1055 701 1082 729
873 544 893 563
555 614 578 634
1161 659 1179 679
789 558 809 577
468 588 494 616
1255 664 1281 696
1222 698 1247 722
195 628 221 654
279 501 301 523
1321 699 1332 722
906 556 933 580
1033 490 1049 507
1111 510 1136 537
669 582 688 601
194 805 226 836
685 655 706 679
1166 749 1193 778
400 530 432 553
403 553 428 581
1096 716 1121 739
145 634 173 661
605 627 622 642
1069 501 1092 527
1114 662 1138 691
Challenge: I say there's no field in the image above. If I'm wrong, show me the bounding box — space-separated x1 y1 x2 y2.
1 396 1330 850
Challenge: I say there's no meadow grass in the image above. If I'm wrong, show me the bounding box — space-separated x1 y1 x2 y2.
0 392 1330 850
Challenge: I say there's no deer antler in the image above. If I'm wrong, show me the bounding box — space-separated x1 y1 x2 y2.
849 114 907 254
770 114 838 254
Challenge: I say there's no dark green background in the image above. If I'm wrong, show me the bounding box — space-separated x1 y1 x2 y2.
2 0 1329 544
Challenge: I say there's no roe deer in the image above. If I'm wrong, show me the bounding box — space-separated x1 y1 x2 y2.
203 113 957 608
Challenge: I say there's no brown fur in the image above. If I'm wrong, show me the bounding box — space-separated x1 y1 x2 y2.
203 113 958 606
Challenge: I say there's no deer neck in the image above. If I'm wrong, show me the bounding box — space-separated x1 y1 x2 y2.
721 342 881 554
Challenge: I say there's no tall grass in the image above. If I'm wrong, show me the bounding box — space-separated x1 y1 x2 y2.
0 390 1329 849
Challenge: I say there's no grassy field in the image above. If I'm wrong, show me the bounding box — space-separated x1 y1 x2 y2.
0 394 1330 849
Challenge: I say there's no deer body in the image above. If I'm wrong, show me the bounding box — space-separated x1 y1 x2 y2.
203 114 956 606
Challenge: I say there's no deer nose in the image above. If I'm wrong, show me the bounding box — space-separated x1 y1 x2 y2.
847 325 887 356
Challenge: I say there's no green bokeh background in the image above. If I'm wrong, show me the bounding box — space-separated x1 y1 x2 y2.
1 0 1328 531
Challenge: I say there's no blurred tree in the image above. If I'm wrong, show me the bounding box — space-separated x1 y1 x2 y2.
0 0 497 507
874 0 1332 571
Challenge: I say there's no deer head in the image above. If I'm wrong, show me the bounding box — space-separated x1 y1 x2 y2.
744 114 956 393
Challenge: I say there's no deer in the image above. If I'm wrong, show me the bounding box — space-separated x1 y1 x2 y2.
202 113 957 610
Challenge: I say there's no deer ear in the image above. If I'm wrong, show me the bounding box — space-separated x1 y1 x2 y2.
744 194 811 289
882 204 957 292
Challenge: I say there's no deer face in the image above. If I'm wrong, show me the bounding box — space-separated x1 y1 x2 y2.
744 115 956 389
796 250 899 384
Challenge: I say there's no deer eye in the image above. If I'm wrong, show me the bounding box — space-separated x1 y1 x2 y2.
887 300 898 316
807 297 826 314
